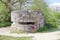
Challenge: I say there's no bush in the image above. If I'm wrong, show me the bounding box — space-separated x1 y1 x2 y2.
54 12 60 19
0 1 11 27
37 25 58 32
0 22 11 27
30 0 58 28
46 11 60 28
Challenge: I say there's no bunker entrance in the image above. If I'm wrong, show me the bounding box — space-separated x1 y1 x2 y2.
19 22 35 25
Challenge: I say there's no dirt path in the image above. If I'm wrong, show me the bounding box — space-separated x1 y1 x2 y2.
0 27 60 40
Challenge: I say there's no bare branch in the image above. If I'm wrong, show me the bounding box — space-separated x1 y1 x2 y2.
11 1 19 5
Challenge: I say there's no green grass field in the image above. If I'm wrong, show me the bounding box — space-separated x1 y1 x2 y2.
0 35 32 40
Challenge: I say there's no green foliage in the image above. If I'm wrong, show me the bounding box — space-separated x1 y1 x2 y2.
0 2 6 14
54 12 60 19
37 26 58 32
0 1 11 27
0 22 11 27
30 0 57 27
52 12 60 25
30 0 48 11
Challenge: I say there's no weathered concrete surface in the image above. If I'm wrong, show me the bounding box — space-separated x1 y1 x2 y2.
11 22 39 32
11 10 44 32
11 11 20 22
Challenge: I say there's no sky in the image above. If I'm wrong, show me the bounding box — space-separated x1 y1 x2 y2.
45 0 60 5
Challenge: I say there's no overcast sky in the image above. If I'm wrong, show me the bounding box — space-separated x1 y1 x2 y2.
45 0 60 5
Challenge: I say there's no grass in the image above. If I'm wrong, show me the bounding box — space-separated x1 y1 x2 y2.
0 35 32 40
37 26 59 33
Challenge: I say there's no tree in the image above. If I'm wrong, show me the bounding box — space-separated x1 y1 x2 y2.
30 0 49 18
0 1 11 27
0 0 27 13
30 0 57 27
0 0 11 13
18 0 27 10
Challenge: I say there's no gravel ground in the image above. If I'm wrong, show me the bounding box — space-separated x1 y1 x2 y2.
0 27 60 40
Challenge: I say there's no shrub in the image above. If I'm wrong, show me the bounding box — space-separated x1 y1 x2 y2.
0 22 11 27
37 25 58 32
30 0 57 28
0 1 11 27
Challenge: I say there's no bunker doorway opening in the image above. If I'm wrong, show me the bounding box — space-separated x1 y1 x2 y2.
19 22 35 25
